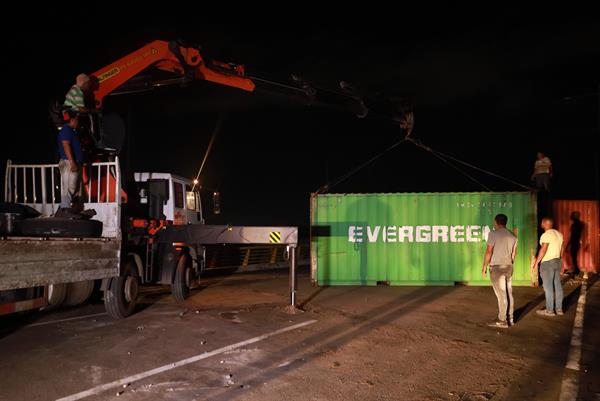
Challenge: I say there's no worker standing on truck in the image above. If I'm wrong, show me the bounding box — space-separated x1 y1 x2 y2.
63 73 94 114
57 110 84 212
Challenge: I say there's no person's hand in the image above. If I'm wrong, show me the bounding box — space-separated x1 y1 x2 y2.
530 262 539 286
481 266 487 280
69 161 78 172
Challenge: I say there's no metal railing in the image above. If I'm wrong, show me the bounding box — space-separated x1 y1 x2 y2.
4 160 61 206
85 160 122 204
5 158 121 207
4 158 122 238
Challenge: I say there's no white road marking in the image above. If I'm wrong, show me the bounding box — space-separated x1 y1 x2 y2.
26 313 107 328
559 278 588 401
56 319 317 401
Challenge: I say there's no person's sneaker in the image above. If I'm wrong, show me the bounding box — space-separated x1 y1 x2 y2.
556 309 564 316
536 309 555 317
509 318 515 326
487 320 509 328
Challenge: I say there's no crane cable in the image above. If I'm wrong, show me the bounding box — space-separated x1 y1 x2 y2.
315 121 533 194
408 139 491 191
408 138 534 191
315 137 409 194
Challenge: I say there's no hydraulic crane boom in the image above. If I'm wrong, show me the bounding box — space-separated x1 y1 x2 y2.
89 39 412 129
92 40 255 108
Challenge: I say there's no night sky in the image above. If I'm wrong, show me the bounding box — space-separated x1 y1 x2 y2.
2 11 599 229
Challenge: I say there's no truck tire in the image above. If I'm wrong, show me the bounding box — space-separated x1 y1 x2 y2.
0 202 41 218
104 261 138 319
171 254 192 302
63 281 95 306
20 218 103 238
46 283 67 307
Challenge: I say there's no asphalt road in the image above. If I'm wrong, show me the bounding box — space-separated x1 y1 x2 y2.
0 270 598 401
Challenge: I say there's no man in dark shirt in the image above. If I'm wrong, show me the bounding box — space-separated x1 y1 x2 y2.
567 212 584 277
58 110 84 210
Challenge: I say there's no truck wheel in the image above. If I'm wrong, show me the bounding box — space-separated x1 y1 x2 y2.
171 254 192 302
46 283 67 307
104 261 138 319
63 281 95 306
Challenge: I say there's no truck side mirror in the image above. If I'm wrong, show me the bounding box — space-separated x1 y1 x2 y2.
212 192 221 215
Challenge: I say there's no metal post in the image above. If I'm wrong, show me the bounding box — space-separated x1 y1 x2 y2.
289 245 297 307
51 166 55 204
5 160 11 202
97 165 101 202
22 167 27 203
31 167 37 203
41 167 47 205
13 167 17 202
106 164 110 203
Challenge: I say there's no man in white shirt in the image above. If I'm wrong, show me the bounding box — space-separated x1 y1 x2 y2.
532 217 564 316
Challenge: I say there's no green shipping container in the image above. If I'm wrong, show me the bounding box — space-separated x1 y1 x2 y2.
310 192 538 286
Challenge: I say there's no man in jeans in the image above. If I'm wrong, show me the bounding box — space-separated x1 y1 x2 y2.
57 110 84 211
532 217 564 316
482 214 518 328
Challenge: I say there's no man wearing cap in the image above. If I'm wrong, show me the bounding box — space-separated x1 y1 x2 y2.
57 110 84 211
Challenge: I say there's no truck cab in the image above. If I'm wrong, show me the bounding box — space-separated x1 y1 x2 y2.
133 172 203 226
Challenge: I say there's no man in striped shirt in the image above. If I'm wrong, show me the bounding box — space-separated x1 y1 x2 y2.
63 73 93 113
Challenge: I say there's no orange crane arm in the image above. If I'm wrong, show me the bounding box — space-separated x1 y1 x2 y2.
88 39 411 127
91 40 255 107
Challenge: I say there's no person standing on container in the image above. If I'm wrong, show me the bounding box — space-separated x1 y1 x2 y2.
531 151 552 192
482 214 518 328
532 217 565 316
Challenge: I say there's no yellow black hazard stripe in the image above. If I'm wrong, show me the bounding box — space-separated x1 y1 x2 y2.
269 231 282 243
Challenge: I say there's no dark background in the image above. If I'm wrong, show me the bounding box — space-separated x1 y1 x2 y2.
2 10 599 227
